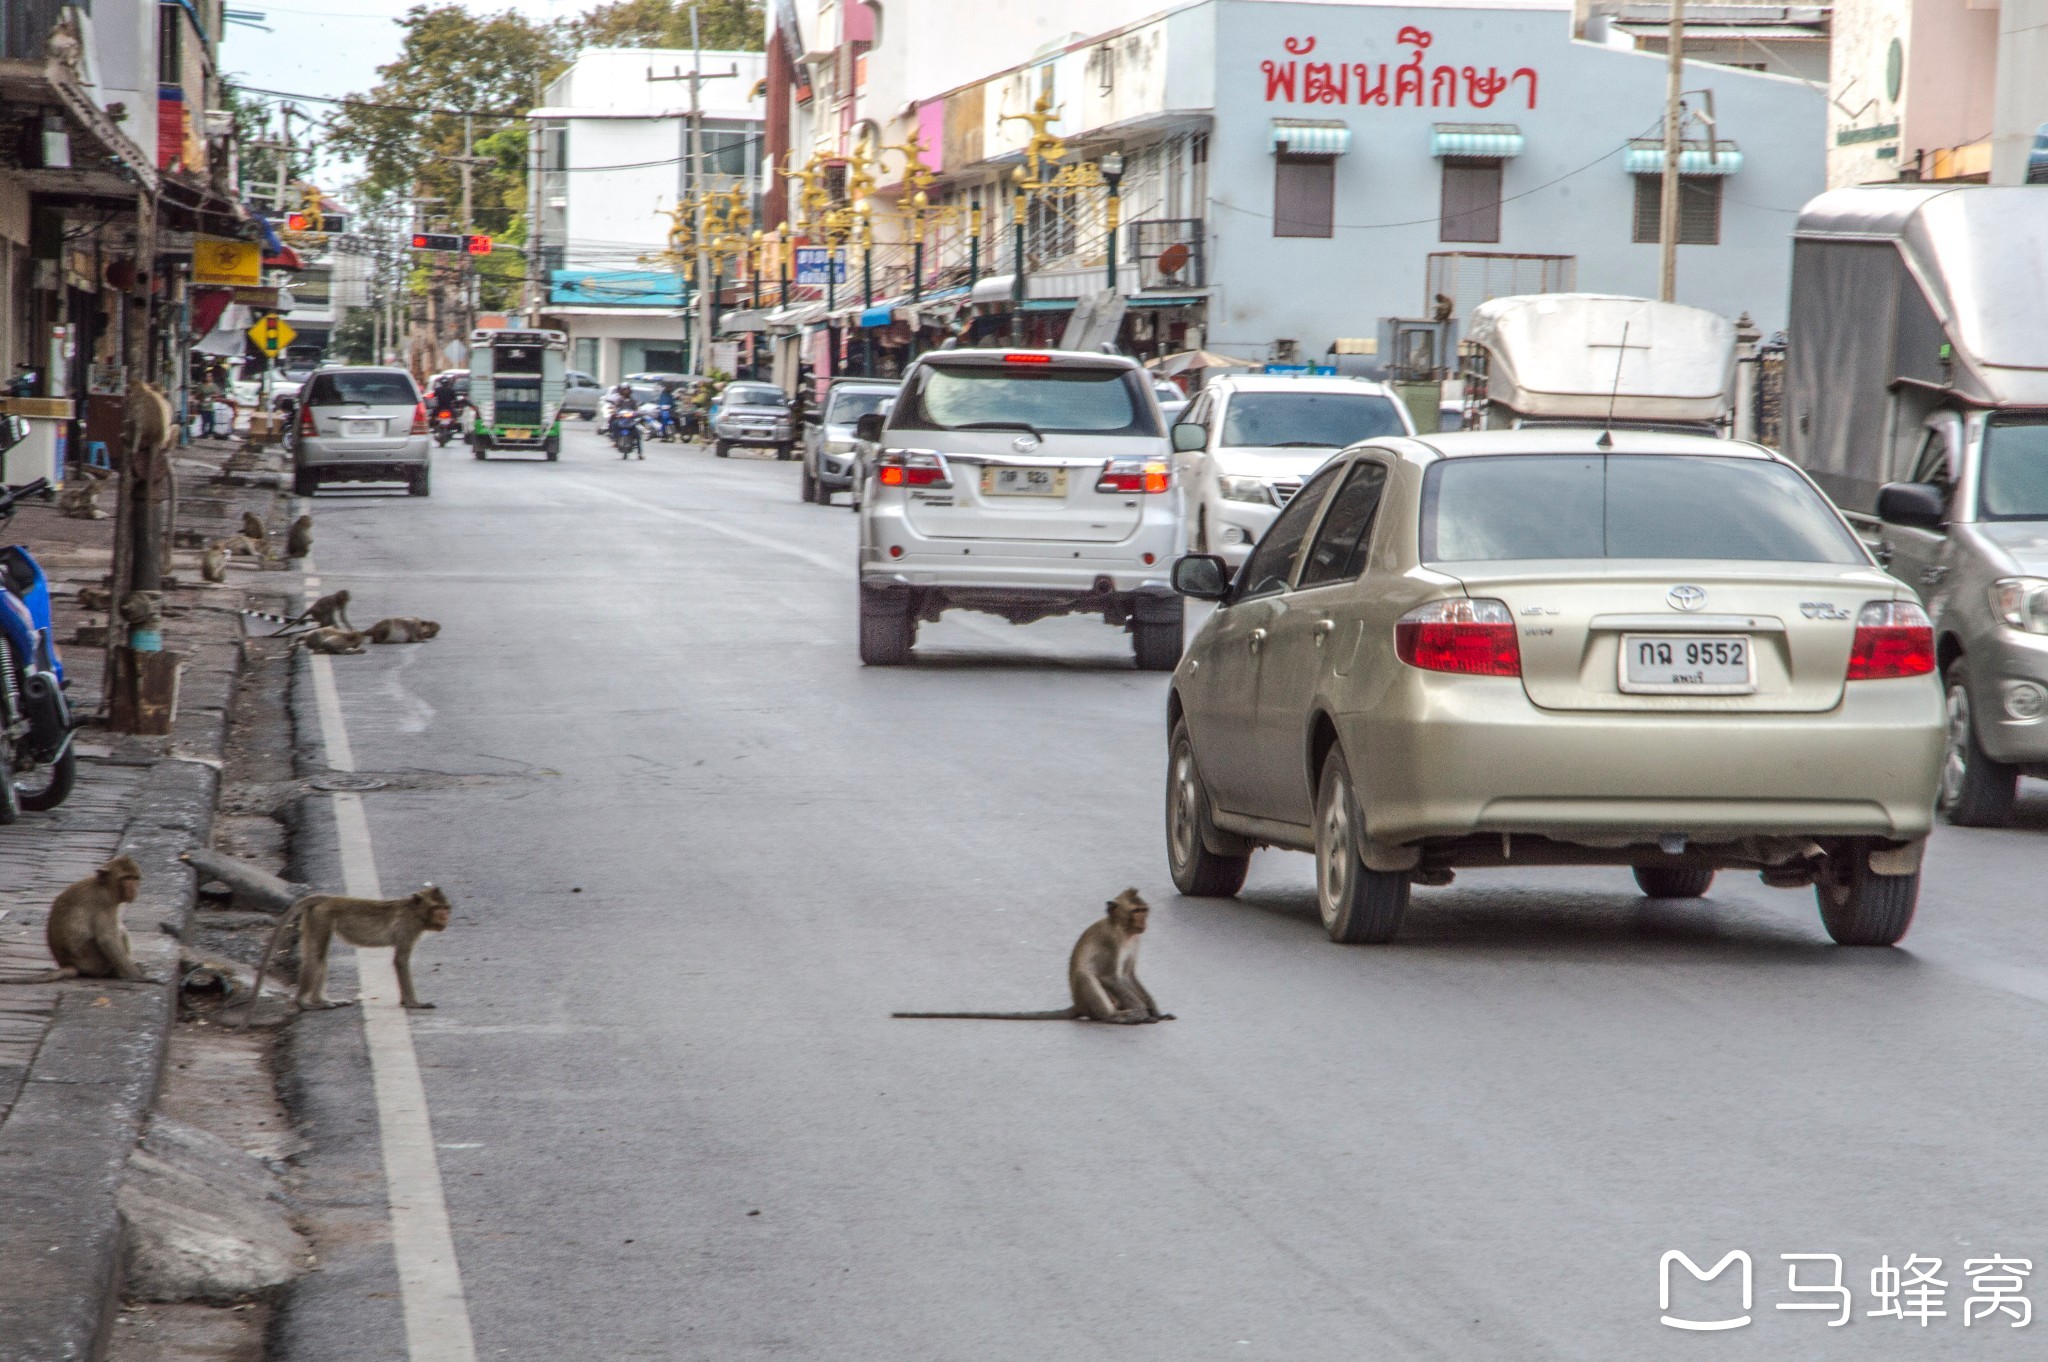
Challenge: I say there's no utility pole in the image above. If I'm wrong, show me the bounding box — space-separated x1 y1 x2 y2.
460 113 477 339
647 9 740 374
1658 0 1685 303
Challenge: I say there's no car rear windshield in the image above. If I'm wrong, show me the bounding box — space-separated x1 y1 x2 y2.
1979 419 2048 521
1220 392 1406 448
1422 454 1867 564
894 363 1158 436
725 385 786 407
829 389 895 422
306 372 417 407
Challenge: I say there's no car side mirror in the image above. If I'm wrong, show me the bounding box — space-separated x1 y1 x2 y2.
1171 422 1207 453
854 412 886 444
1171 553 1231 601
1876 481 1947 531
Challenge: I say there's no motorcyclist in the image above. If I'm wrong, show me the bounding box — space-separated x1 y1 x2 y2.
429 373 466 430
654 383 679 440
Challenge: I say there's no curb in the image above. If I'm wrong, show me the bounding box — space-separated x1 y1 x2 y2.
0 720 225 1362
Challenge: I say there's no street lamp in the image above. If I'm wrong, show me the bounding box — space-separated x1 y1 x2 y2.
1099 151 1125 294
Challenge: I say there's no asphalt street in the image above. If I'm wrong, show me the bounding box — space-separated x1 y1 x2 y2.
279 421 2048 1361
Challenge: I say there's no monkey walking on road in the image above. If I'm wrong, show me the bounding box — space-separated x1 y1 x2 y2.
242 886 454 1024
243 588 353 636
894 889 1173 1024
7 856 146 983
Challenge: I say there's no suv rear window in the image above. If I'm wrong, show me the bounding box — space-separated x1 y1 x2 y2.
828 389 895 422
724 385 786 406
1422 454 1866 564
1220 392 1407 448
307 372 417 407
894 363 1159 436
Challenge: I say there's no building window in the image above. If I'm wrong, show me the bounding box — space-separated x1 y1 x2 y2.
158 5 184 84
1439 158 1502 243
1631 175 1723 245
1273 155 1334 238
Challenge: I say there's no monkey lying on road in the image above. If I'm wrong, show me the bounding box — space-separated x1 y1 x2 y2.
366 616 439 643
895 889 1172 1024
8 856 146 983
295 627 366 655
244 886 453 1022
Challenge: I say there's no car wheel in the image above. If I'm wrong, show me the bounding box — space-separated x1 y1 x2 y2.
472 440 486 461
409 464 430 497
858 590 916 666
1314 748 1407 944
777 443 795 461
1166 722 1250 897
1815 847 1920 946
1633 865 1715 898
715 440 731 458
293 468 317 498
1132 615 1184 672
16 746 76 812
1939 669 2016 827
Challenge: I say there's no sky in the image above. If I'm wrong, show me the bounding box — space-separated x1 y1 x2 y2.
220 0 580 105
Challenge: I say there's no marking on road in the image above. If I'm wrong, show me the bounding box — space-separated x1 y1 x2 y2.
301 563 480 1362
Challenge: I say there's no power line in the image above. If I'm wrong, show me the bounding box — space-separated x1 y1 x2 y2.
225 81 530 120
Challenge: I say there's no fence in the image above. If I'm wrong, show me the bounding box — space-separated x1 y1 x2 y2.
1425 252 1576 318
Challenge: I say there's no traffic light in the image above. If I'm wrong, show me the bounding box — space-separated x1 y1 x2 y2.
410 232 464 252
464 234 492 256
285 212 309 232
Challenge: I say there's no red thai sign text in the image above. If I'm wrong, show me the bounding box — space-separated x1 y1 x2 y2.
1259 29 1537 110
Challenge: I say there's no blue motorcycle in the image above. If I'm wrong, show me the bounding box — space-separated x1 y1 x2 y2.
0 442 80 820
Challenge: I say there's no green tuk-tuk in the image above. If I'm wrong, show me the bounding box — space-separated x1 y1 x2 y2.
468 328 567 461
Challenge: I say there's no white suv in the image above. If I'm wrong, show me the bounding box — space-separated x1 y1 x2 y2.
855 349 1184 668
1171 374 1414 563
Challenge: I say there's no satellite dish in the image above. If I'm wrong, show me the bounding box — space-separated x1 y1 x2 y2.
1156 242 1191 278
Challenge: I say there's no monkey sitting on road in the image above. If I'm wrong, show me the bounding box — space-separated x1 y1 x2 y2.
366 616 440 644
10 856 146 983
285 514 313 559
56 478 108 520
296 627 366 655
245 886 453 1020
199 543 229 583
241 510 268 545
895 889 1172 1024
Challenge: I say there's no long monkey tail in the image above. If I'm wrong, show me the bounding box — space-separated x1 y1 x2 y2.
891 1008 1080 1020
237 895 314 1029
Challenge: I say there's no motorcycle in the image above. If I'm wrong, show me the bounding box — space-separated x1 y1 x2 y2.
0 468 80 822
608 402 643 458
649 403 681 443
430 404 460 447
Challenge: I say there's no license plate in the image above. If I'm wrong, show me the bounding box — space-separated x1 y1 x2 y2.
503 428 532 441
980 466 1067 498
343 420 379 437
1620 634 1755 694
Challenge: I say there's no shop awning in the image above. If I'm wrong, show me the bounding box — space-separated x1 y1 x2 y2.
970 274 1016 305
1432 123 1524 159
1271 120 1351 157
1623 139 1745 175
1127 294 1206 309
720 309 770 333
859 302 899 327
762 301 827 329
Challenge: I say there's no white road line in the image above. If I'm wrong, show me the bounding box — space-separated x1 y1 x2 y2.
301 564 479 1362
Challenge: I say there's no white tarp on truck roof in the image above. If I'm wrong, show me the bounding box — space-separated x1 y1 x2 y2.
1465 293 1736 424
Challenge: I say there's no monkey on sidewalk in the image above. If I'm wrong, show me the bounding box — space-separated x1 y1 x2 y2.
243 886 453 1022
8 856 146 983
894 889 1172 1024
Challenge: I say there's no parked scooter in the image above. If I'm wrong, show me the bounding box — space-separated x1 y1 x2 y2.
0 456 81 821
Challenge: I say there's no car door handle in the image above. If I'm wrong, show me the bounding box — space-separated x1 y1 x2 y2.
1248 628 1267 653
1311 619 1335 642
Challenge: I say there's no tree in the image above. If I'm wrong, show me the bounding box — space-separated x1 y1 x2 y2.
565 0 765 51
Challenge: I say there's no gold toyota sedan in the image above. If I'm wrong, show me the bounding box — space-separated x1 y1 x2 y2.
1164 429 1946 947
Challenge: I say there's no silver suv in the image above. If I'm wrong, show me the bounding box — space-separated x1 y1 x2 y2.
855 348 1183 668
292 367 430 497
803 378 897 504
712 382 795 459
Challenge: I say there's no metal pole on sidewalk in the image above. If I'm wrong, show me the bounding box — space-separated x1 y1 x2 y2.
1658 0 1685 303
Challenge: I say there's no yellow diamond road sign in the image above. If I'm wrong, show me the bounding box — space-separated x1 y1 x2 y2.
248 315 296 355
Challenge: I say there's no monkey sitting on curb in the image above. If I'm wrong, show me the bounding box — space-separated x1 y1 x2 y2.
241 510 268 545
296 627 366 655
366 617 440 644
200 543 229 583
214 533 263 559
895 889 1172 1024
243 886 453 1021
9 856 146 983
56 478 108 520
285 514 313 559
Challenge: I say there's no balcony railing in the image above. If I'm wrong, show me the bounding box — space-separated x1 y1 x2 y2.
1130 218 1205 291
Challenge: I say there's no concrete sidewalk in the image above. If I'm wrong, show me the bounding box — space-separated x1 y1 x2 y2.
0 436 293 1362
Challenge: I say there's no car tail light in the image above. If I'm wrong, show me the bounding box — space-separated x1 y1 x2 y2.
1097 458 1171 494
435 409 451 420
1395 599 1520 677
299 402 316 434
876 449 949 488
409 402 428 435
1847 600 1935 680
1002 352 1051 364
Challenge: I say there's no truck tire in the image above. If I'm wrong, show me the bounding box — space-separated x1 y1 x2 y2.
1314 748 1407 944
544 435 560 461
1632 866 1715 898
1166 721 1250 897
1939 669 2016 827
715 440 731 458
1815 847 1919 946
1132 617 1184 672
293 468 317 497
